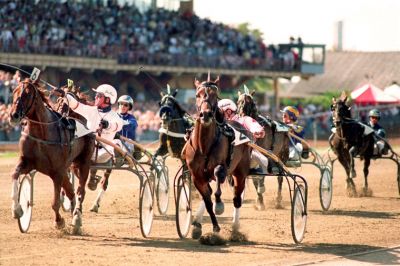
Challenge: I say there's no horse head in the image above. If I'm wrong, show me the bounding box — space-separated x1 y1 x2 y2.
195 75 221 126
331 91 352 126
237 85 257 118
158 86 181 129
9 78 48 125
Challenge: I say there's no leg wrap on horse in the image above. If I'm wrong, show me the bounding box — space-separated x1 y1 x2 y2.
214 165 226 184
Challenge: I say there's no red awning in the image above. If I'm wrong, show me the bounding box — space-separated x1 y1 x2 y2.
351 83 399 104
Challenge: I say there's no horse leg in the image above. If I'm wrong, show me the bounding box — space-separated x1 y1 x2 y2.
191 201 206 239
232 175 246 231
213 165 225 215
11 159 31 219
90 169 111 213
52 176 65 229
275 176 284 209
61 172 75 212
72 163 90 234
194 181 220 235
87 169 99 191
338 149 356 197
349 146 357 178
361 157 372 196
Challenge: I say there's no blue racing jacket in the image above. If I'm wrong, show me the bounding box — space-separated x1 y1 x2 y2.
118 113 138 140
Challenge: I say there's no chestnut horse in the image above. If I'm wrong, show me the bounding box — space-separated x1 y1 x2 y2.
330 92 374 196
237 89 290 209
183 77 251 238
9 79 95 233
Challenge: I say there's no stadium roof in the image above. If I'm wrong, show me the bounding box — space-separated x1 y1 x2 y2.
286 51 400 98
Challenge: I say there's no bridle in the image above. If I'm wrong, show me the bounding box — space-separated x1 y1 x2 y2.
13 81 37 121
12 81 62 125
159 94 187 138
331 102 355 140
196 83 221 124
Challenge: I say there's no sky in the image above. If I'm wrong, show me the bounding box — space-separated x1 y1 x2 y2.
193 0 400 52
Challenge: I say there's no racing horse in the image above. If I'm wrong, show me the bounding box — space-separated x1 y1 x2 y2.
330 91 374 196
9 78 95 233
237 87 290 209
155 85 193 159
183 76 251 238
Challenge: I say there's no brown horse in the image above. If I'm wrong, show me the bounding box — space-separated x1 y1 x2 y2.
9 78 95 233
330 92 374 196
183 76 251 238
237 89 290 209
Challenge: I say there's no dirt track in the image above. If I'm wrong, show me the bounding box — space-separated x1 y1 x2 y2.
1 146 400 265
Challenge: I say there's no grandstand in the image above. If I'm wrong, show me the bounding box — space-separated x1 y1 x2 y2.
0 0 326 142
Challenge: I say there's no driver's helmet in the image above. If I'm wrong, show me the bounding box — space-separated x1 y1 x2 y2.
368 109 381 119
93 84 117 104
281 106 299 122
118 95 134 110
218 99 237 112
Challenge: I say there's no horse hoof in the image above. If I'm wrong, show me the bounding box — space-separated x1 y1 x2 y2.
232 223 240 232
213 225 221 233
12 205 23 219
192 226 202 240
254 197 265 211
54 217 65 229
214 202 225 215
90 204 99 213
360 187 373 197
72 212 82 227
72 225 82 235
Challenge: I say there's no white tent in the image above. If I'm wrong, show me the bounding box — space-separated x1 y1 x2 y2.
384 83 400 100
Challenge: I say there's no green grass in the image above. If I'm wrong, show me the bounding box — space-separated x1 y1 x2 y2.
0 152 18 158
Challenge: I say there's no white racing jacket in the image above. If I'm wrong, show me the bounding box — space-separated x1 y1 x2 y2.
66 94 124 152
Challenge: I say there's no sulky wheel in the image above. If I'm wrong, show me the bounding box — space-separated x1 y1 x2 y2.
291 184 307 244
319 166 333 211
139 179 154 237
155 161 169 215
175 174 192 239
18 174 33 233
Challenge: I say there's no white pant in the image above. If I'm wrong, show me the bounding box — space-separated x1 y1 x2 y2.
289 143 303 161
91 139 131 163
251 150 269 172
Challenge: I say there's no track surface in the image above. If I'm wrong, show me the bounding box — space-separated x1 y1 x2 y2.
1 147 399 265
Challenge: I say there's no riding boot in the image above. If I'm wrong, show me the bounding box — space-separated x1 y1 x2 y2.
88 169 99 191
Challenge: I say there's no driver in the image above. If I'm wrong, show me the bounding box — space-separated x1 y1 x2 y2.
57 84 124 190
368 109 388 155
218 99 270 178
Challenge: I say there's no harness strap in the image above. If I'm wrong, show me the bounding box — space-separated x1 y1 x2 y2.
21 131 74 146
158 127 186 138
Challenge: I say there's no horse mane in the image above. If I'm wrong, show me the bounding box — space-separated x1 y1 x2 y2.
21 78 51 106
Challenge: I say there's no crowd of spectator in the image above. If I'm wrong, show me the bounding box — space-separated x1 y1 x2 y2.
0 0 301 71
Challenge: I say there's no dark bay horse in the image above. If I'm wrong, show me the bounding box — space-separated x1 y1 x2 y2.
183 77 251 238
9 79 95 233
330 91 374 196
237 88 290 208
155 86 193 159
